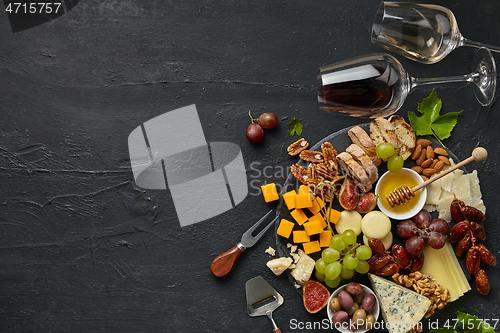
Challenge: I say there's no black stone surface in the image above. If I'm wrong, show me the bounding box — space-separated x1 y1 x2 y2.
1 1 499 332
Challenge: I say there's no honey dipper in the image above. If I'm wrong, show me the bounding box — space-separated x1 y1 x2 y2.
386 147 488 208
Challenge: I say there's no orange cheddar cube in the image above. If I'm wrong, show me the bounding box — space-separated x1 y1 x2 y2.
309 213 327 229
303 219 324 236
290 209 308 226
319 230 332 247
308 197 325 215
303 240 321 254
293 230 310 243
295 185 313 209
276 219 294 238
282 190 297 210
325 207 341 225
261 183 279 203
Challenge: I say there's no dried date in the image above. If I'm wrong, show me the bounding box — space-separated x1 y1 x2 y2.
448 221 470 243
475 244 497 267
392 244 412 269
368 238 386 256
455 232 471 257
410 253 424 272
466 248 480 274
475 268 490 295
463 206 486 223
374 263 399 276
450 198 465 223
470 221 486 242
368 254 390 272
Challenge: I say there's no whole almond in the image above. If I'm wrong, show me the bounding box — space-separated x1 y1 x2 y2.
434 147 448 156
435 160 445 172
416 139 432 148
412 166 423 174
438 155 451 165
426 146 435 160
430 159 438 169
416 150 426 165
411 144 422 160
422 168 436 177
421 175 429 181
421 159 433 168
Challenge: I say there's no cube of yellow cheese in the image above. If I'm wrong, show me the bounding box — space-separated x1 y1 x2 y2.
276 219 294 239
282 190 297 210
303 219 324 236
293 230 310 243
324 207 341 225
308 197 325 215
290 209 308 226
319 230 332 247
295 185 313 209
309 213 327 229
302 240 321 254
261 183 279 203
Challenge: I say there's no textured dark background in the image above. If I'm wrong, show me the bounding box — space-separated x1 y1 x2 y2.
1 0 499 332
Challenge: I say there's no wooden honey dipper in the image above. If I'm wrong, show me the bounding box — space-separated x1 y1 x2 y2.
386 147 488 208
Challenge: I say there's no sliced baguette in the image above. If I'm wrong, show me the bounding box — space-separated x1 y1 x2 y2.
346 144 378 184
336 151 372 192
348 125 381 166
389 115 416 161
370 117 398 149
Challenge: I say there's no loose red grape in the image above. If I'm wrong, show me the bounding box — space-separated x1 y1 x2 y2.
405 236 425 256
427 231 445 249
246 123 264 143
429 218 449 235
258 112 278 129
397 220 417 239
413 209 431 229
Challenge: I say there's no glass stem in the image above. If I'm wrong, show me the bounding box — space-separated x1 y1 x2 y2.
410 73 476 89
460 36 500 53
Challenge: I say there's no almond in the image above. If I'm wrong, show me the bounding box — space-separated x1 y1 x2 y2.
416 149 426 165
426 146 435 160
438 155 451 165
416 139 432 148
430 159 438 169
421 159 433 168
411 166 423 174
434 147 448 156
421 175 429 181
411 144 422 160
422 168 436 177
435 160 445 172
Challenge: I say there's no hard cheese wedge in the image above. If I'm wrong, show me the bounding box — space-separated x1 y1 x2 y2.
369 274 431 333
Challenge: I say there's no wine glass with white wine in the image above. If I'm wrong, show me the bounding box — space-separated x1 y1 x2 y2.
371 2 500 64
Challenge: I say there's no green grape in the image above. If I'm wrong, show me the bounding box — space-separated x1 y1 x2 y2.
354 260 370 274
342 229 357 245
315 270 326 282
322 248 340 263
325 261 342 280
325 275 341 288
315 258 327 274
330 234 346 251
343 254 359 270
387 154 404 173
355 245 372 260
376 142 395 159
340 265 355 279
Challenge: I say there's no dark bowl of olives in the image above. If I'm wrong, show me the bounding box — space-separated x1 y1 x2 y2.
327 282 380 333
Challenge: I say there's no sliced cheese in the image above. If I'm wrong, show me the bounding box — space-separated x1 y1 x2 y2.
443 241 471 295
290 249 315 285
368 274 431 333
421 245 458 301
266 257 293 276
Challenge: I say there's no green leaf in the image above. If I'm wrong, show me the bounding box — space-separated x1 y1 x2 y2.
287 118 303 136
408 89 462 145
457 311 497 333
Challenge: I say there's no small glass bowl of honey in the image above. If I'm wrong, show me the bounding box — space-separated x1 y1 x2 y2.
375 168 427 220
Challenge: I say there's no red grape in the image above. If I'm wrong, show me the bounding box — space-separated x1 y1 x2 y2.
413 209 431 229
396 220 417 239
429 218 449 235
258 112 278 129
427 231 445 249
405 236 425 256
246 123 264 143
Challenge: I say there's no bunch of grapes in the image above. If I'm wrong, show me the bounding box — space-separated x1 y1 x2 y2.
314 229 372 288
396 209 449 256
376 142 403 173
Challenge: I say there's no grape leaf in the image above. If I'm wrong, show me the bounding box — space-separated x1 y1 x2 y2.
457 311 497 333
408 90 462 146
287 118 303 136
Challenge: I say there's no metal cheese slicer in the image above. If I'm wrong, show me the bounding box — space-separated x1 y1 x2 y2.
245 276 284 333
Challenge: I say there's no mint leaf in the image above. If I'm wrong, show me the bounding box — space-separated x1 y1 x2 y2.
287 118 303 136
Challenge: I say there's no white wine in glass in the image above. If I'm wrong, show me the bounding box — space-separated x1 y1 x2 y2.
372 2 500 64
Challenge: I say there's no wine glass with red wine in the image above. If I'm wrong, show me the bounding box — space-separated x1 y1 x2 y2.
371 2 500 64
317 49 496 118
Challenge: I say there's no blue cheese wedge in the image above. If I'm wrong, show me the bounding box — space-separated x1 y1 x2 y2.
368 274 431 333
290 249 315 285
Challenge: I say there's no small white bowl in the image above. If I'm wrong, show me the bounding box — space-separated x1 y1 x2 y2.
375 168 427 220
327 284 380 333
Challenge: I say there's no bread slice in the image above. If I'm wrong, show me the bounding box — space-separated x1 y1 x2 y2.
370 117 398 149
336 151 372 192
348 126 381 166
389 115 416 161
346 144 378 184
